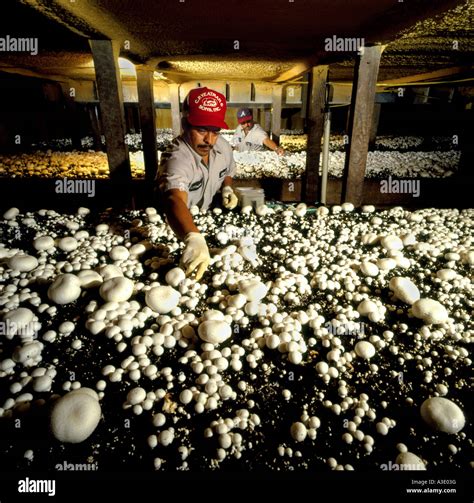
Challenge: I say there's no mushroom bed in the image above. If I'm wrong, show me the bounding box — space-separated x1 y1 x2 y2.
0 134 460 180
0 204 472 472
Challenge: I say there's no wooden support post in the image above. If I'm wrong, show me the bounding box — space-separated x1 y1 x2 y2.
300 71 310 120
369 102 381 149
89 39 131 180
264 109 271 133
125 106 135 133
137 67 159 184
169 84 181 137
303 65 328 204
342 45 383 206
88 104 102 150
252 107 259 124
458 101 473 178
271 85 283 144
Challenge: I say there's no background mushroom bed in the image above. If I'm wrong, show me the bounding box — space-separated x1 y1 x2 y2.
0 133 461 180
0 204 471 471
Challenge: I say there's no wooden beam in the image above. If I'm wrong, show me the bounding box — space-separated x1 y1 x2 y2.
137 68 159 184
303 65 328 204
169 83 181 137
272 61 314 84
458 101 474 178
300 72 310 120
342 46 383 206
264 110 271 133
87 104 102 151
252 107 259 124
89 39 131 180
378 65 474 86
369 103 381 148
271 85 283 144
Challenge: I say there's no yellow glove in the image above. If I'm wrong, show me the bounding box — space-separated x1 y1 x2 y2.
222 186 239 209
181 232 210 281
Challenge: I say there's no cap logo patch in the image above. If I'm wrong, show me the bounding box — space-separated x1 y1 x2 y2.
194 91 223 112
202 98 217 108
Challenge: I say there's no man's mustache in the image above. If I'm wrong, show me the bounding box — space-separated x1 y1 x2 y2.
198 144 213 149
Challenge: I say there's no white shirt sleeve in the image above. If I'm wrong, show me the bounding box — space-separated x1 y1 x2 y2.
252 124 269 146
156 141 193 194
230 126 242 147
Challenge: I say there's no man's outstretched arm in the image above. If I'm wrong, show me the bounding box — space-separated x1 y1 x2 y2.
163 189 210 281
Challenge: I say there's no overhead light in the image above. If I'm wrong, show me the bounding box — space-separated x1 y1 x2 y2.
118 57 136 78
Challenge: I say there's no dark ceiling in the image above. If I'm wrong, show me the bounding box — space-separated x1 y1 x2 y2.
0 0 472 83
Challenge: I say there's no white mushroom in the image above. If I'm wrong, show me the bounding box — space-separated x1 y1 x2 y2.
395 452 426 470
77 270 103 289
33 236 55 251
197 320 232 345
165 267 186 287
2 308 35 338
145 286 180 314
238 279 268 302
99 277 134 302
360 261 379 277
8 254 38 272
50 388 102 443
381 235 404 251
389 277 420 305
290 422 307 442
412 299 449 325
48 274 81 305
109 246 130 261
355 341 376 359
420 397 465 434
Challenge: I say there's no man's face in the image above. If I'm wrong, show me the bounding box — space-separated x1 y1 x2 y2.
186 126 220 157
240 119 253 133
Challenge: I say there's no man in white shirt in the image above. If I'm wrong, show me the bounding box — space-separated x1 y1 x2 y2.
156 87 239 280
231 108 285 155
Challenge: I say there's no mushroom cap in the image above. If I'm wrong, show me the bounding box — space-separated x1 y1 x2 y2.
3 307 35 336
238 279 268 302
165 267 186 287
145 285 180 314
33 236 55 251
381 235 404 251
412 298 448 324
99 277 134 302
395 452 426 470
8 254 39 272
357 299 378 316
389 277 420 305
355 341 376 359
47 274 81 305
51 388 101 443
198 320 232 345
420 397 465 434
290 422 307 442
77 270 103 289
360 261 379 277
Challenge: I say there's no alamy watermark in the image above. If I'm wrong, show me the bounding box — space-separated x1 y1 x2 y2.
325 35 365 54
55 460 98 471
0 320 38 338
380 460 425 471
18 478 55 497
380 175 420 198
0 35 38 56
55 178 96 198
324 321 365 336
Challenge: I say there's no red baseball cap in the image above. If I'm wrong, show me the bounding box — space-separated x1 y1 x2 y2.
185 87 229 129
